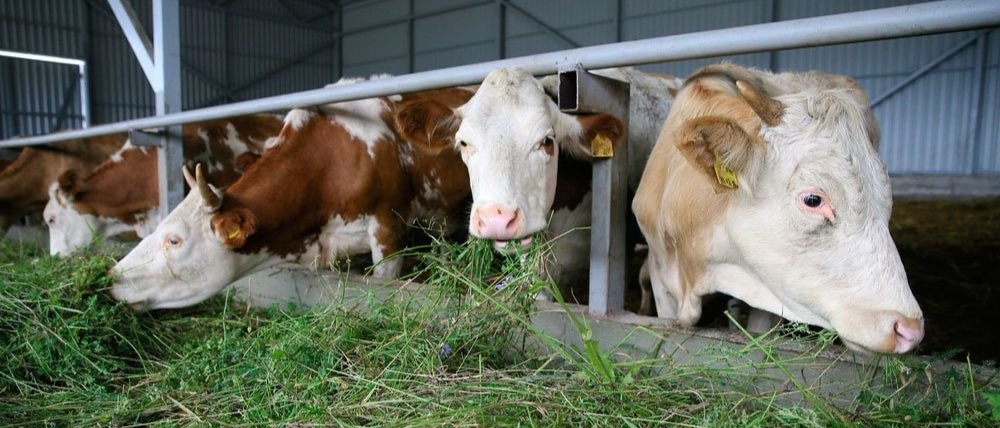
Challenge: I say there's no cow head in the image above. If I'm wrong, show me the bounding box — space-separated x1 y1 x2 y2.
44 170 98 255
110 164 265 310
662 67 922 353
395 68 623 250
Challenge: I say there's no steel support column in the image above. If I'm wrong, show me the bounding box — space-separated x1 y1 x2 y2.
154 0 184 213
496 0 505 59
558 65 629 316
108 0 184 213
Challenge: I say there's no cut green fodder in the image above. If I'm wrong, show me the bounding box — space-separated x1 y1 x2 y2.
0 238 997 425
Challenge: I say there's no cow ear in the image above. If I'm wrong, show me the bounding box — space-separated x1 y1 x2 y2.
676 116 763 192
211 207 257 249
57 169 81 194
562 113 625 160
394 100 460 154
234 152 261 173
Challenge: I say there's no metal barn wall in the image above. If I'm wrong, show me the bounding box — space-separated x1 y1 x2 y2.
1 0 997 175
0 0 339 137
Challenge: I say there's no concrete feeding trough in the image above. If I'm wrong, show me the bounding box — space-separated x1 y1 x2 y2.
228 264 997 407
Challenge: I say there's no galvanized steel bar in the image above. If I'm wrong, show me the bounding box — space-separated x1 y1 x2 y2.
559 65 629 316
2 0 999 148
153 0 184 212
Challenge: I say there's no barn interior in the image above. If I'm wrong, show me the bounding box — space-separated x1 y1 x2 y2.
1 0 998 377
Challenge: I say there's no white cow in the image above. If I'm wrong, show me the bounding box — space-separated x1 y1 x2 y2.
395 67 682 302
632 63 924 354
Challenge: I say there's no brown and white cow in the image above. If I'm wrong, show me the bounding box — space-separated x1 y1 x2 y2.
43 115 283 255
632 63 923 354
0 135 126 231
395 67 681 301
109 81 473 310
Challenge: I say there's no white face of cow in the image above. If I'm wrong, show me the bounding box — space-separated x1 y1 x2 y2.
696 84 923 354
44 184 99 255
109 181 267 311
43 184 153 256
451 68 621 249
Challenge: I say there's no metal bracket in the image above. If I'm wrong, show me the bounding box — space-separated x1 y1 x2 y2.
557 64 630 317
129 128 166 147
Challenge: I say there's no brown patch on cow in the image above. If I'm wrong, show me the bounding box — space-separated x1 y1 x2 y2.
62 147 160 225
552 153 592 211
182 114 283 185
234 153 261 173
393 99 461 153
0 134 126 229
213 206 257 248
676 115 763 193
57 169 82 194
564 113 625 159
210 88 473 262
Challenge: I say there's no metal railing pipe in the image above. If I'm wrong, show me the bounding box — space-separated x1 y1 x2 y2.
2 0 998 148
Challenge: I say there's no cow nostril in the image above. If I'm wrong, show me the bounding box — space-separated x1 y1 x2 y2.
892 318 924 354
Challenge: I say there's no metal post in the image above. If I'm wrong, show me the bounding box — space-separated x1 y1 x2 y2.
614 0 622 43
408 0 415 73
967 31 988 174
558 65 629 316
496 0 505 59
335 3 343 80
154 0 184 213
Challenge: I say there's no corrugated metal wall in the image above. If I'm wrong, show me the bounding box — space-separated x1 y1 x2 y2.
0 0 339 135
1 0 997 175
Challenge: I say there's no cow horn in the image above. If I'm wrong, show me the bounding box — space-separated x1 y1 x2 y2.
182 165 197 189
736 80 783 126
195 163 222 211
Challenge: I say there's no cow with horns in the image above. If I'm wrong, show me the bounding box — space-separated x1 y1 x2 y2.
110 81 473 310
632 63 924 354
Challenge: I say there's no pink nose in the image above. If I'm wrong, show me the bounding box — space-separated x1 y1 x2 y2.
892 317 924 354
473 204 522 240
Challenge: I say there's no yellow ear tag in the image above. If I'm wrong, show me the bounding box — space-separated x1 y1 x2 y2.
591 133 613 158
227 228 241 240
713 158 739 189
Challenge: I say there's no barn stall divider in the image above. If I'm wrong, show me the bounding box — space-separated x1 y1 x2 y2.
1 0 998 399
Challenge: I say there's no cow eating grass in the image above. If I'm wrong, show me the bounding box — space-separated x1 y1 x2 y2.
42 115 283 256
395 67 682 303
632 63 923 354
110 81 473 310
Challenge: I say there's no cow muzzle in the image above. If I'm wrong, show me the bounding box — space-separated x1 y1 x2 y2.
471 203 524 241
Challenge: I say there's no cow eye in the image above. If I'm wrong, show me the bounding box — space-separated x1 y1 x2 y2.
802 194 822 208
541 136 554 147
458 140 468 147
46 217 55 225
163 234 183 248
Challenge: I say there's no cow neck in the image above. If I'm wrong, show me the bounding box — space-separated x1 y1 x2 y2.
395 88 474 223
71 147 159 225
182 115 282 187
551 151 592 211
218 113 407 257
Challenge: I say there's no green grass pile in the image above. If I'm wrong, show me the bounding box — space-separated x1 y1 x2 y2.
0 238 998 425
